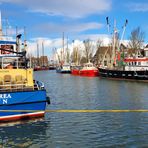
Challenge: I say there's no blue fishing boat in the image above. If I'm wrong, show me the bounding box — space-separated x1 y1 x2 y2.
0 14 50 122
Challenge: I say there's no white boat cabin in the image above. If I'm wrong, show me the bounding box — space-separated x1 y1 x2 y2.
82 62 98 70
124 57 148 71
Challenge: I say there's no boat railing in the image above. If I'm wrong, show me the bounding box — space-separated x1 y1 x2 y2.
0 80 44 92
0 83 34 92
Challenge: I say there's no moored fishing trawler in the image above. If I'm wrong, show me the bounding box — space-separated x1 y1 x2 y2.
99 18 148 82
0 14 50 122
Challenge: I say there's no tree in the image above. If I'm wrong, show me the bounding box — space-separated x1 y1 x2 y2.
71 46 82 65
95 39 103 64
83 39 93 63
128 27 145 56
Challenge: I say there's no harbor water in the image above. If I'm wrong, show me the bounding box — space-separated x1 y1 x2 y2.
0 70 148 147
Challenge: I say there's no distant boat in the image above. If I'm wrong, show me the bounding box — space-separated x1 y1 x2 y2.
56 63 71 74
71 62 99 77
49 64 56 70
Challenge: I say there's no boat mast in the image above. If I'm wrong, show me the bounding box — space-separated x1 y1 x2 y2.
62 32 65 64
42 41 44 67
37 42 39 66
66 36 69 63
110 19 117 68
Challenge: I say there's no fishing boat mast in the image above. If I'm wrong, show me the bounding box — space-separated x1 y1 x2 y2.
110 19 117 68
42 41 44 67
37 42 39 66
66 36 70 63
62 32 65 64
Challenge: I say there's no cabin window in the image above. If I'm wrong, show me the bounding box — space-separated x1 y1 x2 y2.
129 62 131 65
138 62 141 65
1 45 14 54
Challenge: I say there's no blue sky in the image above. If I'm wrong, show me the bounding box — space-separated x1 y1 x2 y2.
0 0 147 56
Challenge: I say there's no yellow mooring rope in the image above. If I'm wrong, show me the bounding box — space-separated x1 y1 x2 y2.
0 109 148 113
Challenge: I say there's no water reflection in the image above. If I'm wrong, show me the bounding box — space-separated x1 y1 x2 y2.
0 118 50 147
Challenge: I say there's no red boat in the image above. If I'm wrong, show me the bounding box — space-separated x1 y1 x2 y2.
71 63 99 77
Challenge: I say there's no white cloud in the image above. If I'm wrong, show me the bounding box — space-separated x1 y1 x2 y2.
0 0 112 18
128 2 148 12
27 37 64 57
35 22 103 35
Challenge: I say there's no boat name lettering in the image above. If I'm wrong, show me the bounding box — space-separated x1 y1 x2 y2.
0 94 11 99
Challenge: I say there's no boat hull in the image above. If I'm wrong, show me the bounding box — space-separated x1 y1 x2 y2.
71 69 99 77
71 69 80 75
99 68 148 82
0 90 47 122
80 70 99 77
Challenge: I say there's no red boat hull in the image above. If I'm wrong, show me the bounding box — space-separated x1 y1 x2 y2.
71 69 80 75
71 69 99 77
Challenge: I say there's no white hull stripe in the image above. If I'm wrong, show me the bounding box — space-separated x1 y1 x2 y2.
0 111 45 120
